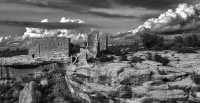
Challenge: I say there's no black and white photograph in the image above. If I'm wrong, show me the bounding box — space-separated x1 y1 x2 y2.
0 0 200 103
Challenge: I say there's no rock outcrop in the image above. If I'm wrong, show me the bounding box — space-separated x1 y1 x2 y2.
3 50 200 103
19 81 41 103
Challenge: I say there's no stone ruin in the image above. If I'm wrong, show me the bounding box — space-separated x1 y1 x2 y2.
28 30 108 59
27 30 109 68
28 37 71 59
87 31 108 58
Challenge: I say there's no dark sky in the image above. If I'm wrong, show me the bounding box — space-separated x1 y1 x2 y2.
0 0 199 36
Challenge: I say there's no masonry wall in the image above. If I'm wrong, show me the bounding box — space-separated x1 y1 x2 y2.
29 38 41 58
99 35 108 51
87 31 108 57
29 37 70 59
88 31 99 56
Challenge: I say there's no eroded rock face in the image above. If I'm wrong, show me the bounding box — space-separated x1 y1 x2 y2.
119 69 152 86
77 48 90 67
19 81 41 103
40 78 48 88
54 96 69 103
8 50 200 103
70 51 200 102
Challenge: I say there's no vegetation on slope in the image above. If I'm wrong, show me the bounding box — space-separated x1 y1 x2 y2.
0 49 28 57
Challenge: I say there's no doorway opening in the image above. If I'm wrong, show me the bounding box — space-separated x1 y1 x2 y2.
32 54 35 58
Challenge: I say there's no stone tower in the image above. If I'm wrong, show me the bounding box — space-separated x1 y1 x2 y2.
87 31 108 57
29 37 71 59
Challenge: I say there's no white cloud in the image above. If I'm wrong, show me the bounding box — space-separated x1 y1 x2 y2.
89 7 161 17
129 3 200 34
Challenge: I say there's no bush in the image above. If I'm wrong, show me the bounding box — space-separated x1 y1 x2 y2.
191 74 200 85
184 34 199 47
99 55 114 62
140 33 164 49
171 35 200 53
146 53 170 66
20 76 41 84
146 52 153 60
173 47 196 53
120 54 128 61
174 36 184 44
154 54 170 66
173 34 200 48
130 56 145 63
108 44 138 56
87 58 98 63
0 48 28 57
0 85 11 94
151 45 164 51
162 43 175 50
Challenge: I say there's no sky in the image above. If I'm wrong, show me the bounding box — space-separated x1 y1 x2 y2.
0 0 199 37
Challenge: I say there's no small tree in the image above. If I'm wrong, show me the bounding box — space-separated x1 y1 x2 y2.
140 33 164 49
174 36 184 44
182 34 199 47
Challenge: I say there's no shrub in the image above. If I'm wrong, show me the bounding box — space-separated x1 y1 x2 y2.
184 34 199 47
87 58 98 63
0 85 11 94
173 34 200 48
146 53 170 66
174 36 184 44
20 76 41 84
151 45 164 51
99 50 113 55
140 33 164 49
99 55 114 62
146 52 153 60
162 43 175 50
120 54 128 61
191 74 200 85
12 82 23 90
173 47 196 53
0 48 28 57
154 54 170 66
130 56 145 63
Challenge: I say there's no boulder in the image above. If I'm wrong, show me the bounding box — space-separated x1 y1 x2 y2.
77 92 91 103
119 69 152 86
132 86 149 98
77 49 91 67
99 63 130 85
153 72 188 82
40 78 48 88
167 76 196 90
54 96 69 103
12 90 21 98
116 85 132 98
148 89 187 101
19 81 41 103
124 97 155 103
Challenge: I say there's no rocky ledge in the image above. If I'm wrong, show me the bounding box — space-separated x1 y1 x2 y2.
1 51 200 103
0 55 71 67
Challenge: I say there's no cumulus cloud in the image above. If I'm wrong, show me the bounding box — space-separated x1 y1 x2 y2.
23 17 86 38
129 3 200 35
0 17 96 47
3 0 199 21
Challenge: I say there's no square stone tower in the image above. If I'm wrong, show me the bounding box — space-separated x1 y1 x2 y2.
28 37 71 59
87 31 108 57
